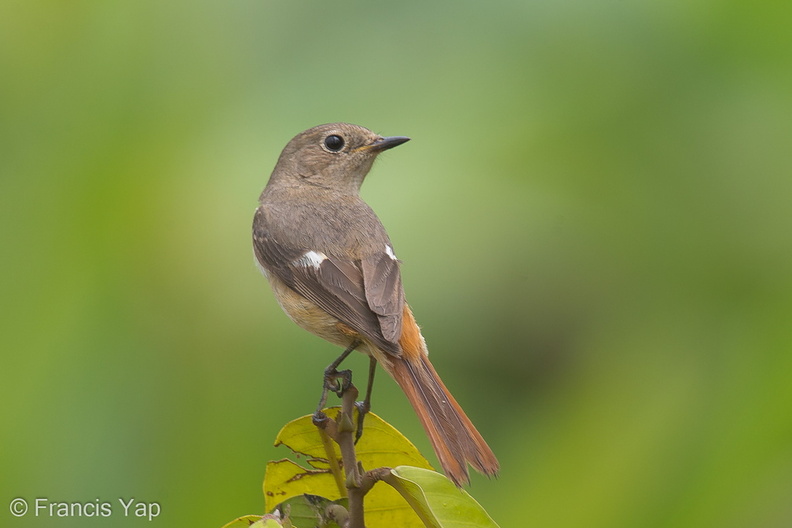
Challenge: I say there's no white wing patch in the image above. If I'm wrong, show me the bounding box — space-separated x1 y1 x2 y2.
295 250 328 269
385 244 398 261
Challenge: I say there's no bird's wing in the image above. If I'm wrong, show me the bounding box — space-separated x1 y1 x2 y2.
360 248 404 344
253 218 404 356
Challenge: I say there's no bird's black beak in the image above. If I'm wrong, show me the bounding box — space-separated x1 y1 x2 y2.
367 135 411 152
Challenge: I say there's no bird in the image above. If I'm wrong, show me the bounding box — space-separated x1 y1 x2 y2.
252 123 498 486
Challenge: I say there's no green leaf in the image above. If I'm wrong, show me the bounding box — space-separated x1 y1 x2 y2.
264 407 434 527
387 466 501 528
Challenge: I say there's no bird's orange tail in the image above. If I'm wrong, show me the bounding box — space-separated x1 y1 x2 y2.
385 352 499 486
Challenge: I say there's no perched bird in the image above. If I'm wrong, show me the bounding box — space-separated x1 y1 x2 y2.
252 123 498 485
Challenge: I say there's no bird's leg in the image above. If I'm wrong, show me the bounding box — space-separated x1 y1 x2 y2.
314 340 360 423
354 356 377 444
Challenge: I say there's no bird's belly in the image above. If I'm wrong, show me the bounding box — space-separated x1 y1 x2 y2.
267 274 362 351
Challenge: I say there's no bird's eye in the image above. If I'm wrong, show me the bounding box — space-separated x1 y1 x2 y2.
324 134 345 152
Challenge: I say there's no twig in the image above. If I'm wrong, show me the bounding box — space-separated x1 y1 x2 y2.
337 383 366 528
313 378 392 528
317 422 346 497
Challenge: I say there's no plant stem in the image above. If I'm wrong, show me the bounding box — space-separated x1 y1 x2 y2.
336 383 366 528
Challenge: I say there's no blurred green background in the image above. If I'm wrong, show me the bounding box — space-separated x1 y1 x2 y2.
2 1 791 527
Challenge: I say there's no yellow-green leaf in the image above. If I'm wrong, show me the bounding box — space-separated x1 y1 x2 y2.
264 458 340 511
264 407 434 527
220 514 282 528
387 466 500 528
253 520 285 528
